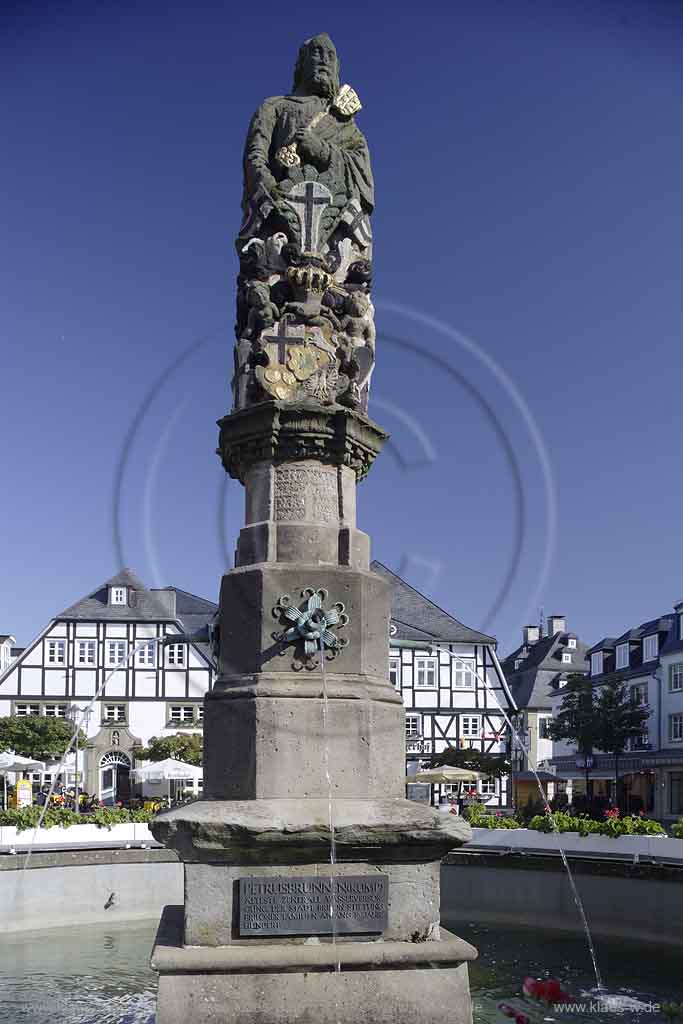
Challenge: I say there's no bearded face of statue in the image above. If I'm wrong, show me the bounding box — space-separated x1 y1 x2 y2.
294 35 339 99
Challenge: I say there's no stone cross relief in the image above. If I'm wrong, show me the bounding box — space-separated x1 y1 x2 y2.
283 181 332 255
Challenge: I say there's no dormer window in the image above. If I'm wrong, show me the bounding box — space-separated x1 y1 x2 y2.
561 652 572 664
679 614 683 641
567 638 577 649
616 643 629 670
110 587 127 606
643 634 659 663
591 652 603 676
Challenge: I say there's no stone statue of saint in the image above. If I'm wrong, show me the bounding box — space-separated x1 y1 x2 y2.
239 32 373 250
233 34 375 413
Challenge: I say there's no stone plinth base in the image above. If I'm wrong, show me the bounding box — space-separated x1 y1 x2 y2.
153 906 476 1024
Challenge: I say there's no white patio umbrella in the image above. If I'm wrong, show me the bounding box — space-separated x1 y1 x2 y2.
130 758 202 804
0 752 46 808
406 767 488 785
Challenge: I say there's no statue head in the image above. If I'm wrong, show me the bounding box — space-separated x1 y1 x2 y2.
292 32 340 100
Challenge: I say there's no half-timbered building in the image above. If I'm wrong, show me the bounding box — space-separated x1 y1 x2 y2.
372 561 516 809
0 570 214 804
1 563 515 808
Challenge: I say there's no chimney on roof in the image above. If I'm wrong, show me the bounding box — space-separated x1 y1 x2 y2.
547 615 566 636
523 625 540 645
151 588 177 617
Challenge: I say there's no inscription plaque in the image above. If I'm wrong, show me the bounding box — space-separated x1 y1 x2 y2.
238 874 388 936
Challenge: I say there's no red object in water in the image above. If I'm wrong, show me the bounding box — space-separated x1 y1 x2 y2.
522 976 570 1004
497 1003 530 1024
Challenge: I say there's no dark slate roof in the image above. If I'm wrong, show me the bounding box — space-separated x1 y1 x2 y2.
371 561 496 645
173 588 218 633
172 588 218 660
0 635 14 643
501 631 590 709
662 608 683 657
589 613 677 678
58 569 177 622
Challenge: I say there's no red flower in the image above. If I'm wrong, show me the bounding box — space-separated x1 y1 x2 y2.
522 976 570 1004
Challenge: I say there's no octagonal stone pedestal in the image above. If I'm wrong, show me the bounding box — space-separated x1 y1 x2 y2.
153 906 476 1024
150 799 476 1024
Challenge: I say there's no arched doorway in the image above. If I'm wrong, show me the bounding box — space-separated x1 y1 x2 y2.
99 751 131 806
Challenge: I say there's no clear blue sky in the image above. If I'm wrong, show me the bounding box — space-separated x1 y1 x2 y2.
2 0 682 652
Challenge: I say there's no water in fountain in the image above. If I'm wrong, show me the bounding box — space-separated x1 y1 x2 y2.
432 644 604 993
318 635 342 1024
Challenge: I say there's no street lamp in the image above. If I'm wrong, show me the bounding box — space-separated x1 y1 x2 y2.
66 705 92 811
510 715 530 813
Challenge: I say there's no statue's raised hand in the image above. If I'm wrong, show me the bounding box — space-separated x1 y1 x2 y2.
293 128 331 169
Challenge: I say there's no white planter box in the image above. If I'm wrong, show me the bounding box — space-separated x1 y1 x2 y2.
0 823 156 850
468 827 683 860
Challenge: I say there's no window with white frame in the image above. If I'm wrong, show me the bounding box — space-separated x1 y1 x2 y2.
630 682 648 706
197 705 204 722
669 664 683 693
415 657 437 688
103 704 127 723
169 704 196 725
43 703 67 718
670 713 683 742
480 778 496 796
629 731 649 750
643 634 659 662
106 641 128 667
461 715 481 738
616 644 629 670
539 717 552 739
389 657 400 687
167 643 186 667
591 652 603 676
405 714 421 739
110 587 127 605
453 659 475 689
46 640 66 665
15 703 40 717
77 641 96 666
137 641 156 667
567 638 577 649
514 658 522 670
562 652 572 664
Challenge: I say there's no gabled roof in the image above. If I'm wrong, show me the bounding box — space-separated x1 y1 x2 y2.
501 631 590 709
58 569 179 622
0 635 15 644
371 561 496 645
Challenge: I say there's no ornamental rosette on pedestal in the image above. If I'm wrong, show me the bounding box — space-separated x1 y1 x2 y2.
272 587 349 670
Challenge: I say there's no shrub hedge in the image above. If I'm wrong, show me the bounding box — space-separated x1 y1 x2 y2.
0 806 155 832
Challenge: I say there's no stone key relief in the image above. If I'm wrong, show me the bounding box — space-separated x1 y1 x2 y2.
232 32 376 412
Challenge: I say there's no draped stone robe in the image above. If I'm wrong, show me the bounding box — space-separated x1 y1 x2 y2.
242 93 374 243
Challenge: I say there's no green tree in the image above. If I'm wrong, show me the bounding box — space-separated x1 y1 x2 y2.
548 673 601 797
594 678 649 808
0 715 85 761
138 732 203 766
430 747 510 777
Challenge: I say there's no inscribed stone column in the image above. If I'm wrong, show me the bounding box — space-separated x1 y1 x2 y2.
150 32 477 1024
